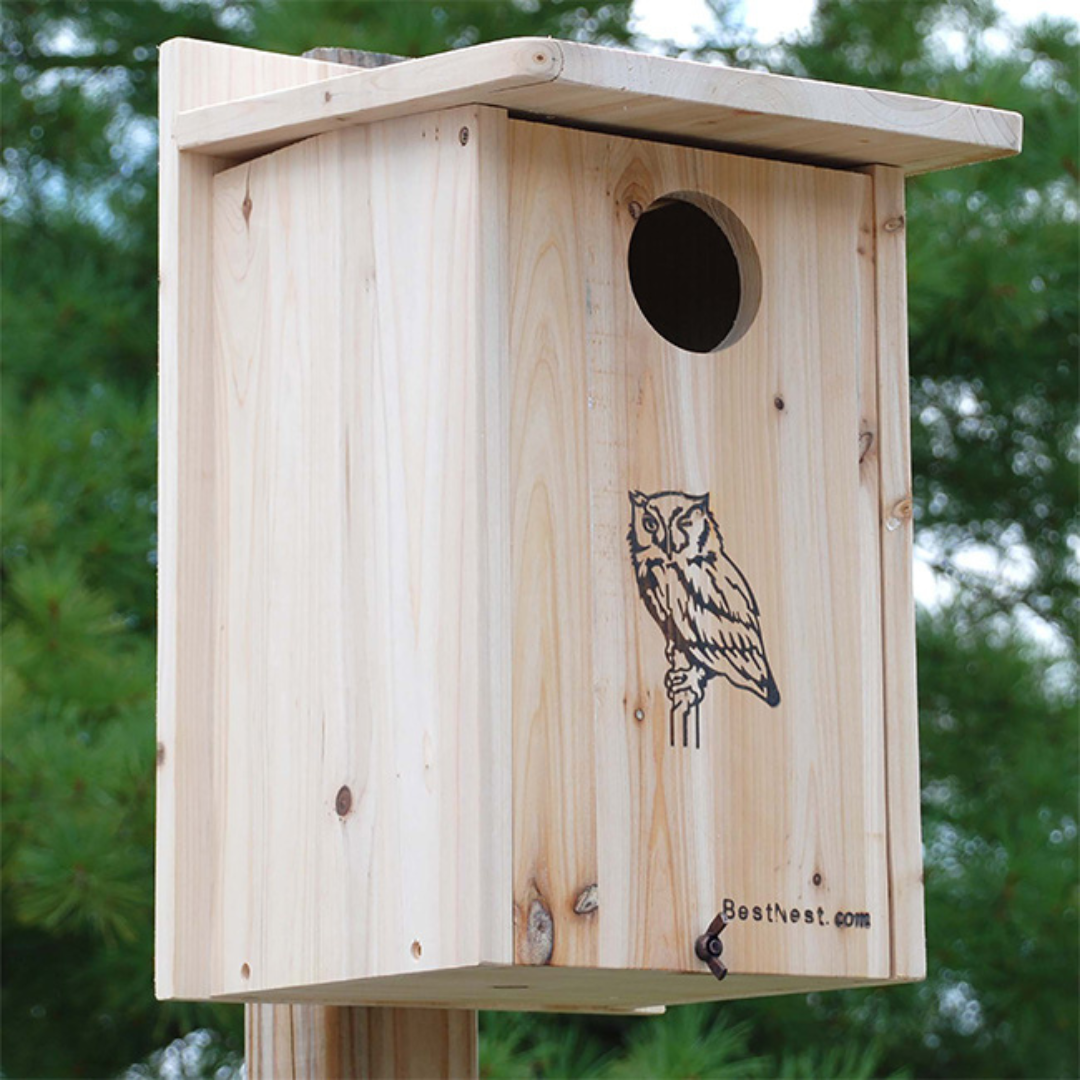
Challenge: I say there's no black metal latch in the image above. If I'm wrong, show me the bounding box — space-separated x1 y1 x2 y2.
695 912 729 981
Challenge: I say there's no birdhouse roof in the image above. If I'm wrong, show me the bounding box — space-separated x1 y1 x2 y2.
171 37 1021 173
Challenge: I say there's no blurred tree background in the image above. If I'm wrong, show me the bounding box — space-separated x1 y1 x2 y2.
1 0 1075 1076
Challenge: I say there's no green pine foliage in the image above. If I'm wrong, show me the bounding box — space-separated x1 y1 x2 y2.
2 1 1075 1077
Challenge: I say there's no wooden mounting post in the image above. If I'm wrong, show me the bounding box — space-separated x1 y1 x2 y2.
246 1004 479 1079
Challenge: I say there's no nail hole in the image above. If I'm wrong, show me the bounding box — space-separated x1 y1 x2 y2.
774 396 785 411
633 708 645 721
812 873 823 886
411 940 422 960
240 963 251 979
628 192 761 354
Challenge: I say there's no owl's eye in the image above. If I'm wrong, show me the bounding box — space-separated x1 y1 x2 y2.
642 515 658 532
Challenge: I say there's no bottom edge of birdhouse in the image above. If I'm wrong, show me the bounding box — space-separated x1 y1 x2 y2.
201 965 913 1013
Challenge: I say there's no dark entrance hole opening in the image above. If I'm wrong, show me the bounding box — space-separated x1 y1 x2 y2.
627 193 761 353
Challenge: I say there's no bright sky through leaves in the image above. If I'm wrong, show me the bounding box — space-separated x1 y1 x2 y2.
634 0 1080 45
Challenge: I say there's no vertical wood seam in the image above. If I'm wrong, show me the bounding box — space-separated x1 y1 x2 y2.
862 162 925 982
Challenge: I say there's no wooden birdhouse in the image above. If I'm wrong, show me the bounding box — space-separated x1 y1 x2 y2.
157 37 1021 1012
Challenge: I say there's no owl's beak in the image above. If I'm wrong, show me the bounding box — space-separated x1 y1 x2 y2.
661 532 672 557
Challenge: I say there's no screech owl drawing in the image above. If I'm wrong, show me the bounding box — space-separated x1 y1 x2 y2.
628 490 780 749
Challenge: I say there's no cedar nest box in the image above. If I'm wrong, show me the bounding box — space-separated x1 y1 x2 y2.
156 36 1021 1013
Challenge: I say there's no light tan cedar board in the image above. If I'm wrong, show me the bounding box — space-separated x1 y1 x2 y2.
156 38 357 1003
205 105 512 1002
169 36 1021 173
861 165 926 979
506 120 894 983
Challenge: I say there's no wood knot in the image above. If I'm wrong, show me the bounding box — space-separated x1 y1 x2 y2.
335 785 353 817
883 215 905 233
858 430 875 463
892 495 914 520
885 495 914 532
241 192 253 224
573 884 599 915
522 898 554 965
156 741 166 767
773 395 785 411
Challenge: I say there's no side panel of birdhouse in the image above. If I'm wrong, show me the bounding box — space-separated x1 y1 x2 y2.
157 37 357 1003
509 122 894 983
207 105 513 998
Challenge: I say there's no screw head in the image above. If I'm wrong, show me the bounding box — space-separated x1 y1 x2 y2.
459 126 470 145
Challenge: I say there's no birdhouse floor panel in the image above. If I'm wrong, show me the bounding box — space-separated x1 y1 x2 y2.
214 964 908 1013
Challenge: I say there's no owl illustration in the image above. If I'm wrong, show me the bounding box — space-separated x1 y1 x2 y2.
628 490 780 748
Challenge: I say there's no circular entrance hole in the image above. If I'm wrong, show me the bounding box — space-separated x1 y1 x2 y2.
627 192 761 353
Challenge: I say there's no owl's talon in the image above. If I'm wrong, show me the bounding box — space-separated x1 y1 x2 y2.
666 666 709 704
665 669 690 693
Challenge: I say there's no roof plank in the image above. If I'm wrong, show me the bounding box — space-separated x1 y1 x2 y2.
171 37 1022 173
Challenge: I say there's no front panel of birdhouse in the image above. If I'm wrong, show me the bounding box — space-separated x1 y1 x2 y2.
162 69 927 1008
507 120 890 985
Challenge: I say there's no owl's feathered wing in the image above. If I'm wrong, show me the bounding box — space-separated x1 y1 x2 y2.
668 519 780 706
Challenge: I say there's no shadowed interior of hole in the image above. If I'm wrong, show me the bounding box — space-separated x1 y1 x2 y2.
628 199 742 353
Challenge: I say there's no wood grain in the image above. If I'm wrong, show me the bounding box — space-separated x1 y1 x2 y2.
508 120 891 983
174 37 561 158
209 105 511 999
156 38 354 1003
172 37 1021 174
864 164 926 981
246 1004 478 1079
161 40 926 1007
